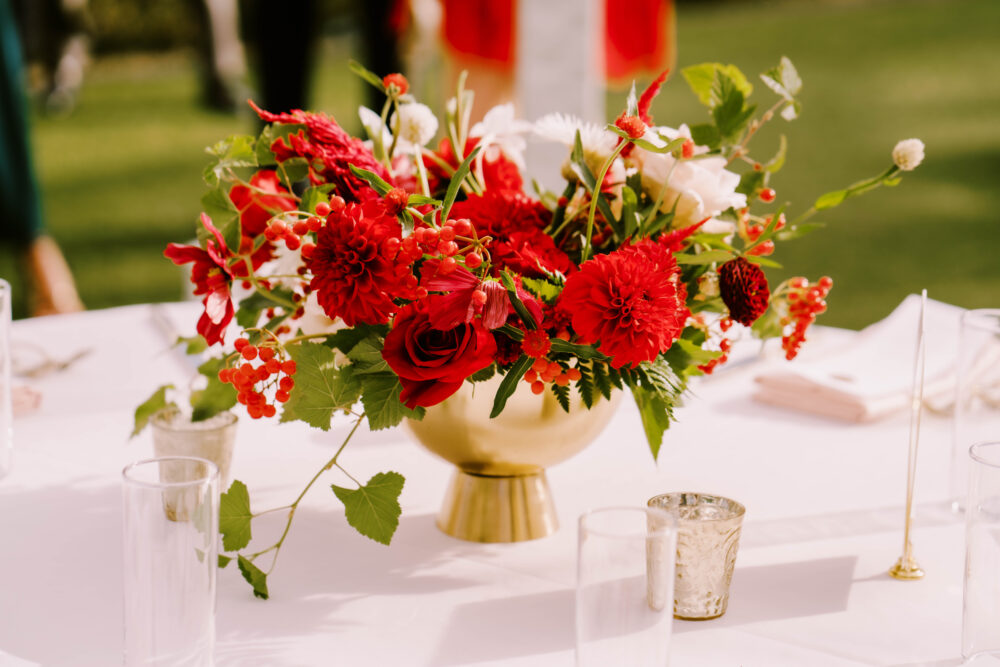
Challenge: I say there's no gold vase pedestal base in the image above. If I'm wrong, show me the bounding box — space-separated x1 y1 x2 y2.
436 469 558 543
888 555 925 580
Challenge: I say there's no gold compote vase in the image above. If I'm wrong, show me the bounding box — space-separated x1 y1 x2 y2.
407 375 620 543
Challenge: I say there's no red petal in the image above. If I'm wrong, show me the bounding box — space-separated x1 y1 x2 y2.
638 70 669 126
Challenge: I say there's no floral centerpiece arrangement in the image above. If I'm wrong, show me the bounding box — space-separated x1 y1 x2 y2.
136 59 923 598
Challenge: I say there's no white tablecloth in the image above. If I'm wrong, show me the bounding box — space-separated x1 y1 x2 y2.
0 303 967 666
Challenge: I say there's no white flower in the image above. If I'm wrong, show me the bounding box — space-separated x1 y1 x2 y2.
892 138 925 171
631 127 746 233
470 103 532 170
391 102 438 147
534 113 618 159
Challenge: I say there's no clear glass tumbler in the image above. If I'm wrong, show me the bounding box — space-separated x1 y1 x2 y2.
151 407 237 486
122 456 219 666
648 492 746 620
0 278 12 479
576 507 677 667
952 309 1000 507
963 442 1000 660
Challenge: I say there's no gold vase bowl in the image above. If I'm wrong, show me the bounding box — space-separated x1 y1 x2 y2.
407 375 620 543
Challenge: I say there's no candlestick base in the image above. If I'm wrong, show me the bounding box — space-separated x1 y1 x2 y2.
888 556 925 580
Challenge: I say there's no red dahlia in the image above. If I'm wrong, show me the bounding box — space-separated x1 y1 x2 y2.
558 240 688 369
250 101 392 202
449 190 575 278
718 256 770 326
307 199 417 326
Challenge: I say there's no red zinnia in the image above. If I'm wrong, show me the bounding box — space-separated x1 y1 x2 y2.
307 199 417 326
718 256 770 326
164 213 235 345
558 240 688 369
521 329 551 358
250 101 392 202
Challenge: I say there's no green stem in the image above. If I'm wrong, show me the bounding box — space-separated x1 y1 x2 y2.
414 146 431 197
581 141 627 262
249 413 367 571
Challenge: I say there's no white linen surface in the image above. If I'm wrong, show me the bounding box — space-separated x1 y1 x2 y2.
753 294 966 421
0 302 971 666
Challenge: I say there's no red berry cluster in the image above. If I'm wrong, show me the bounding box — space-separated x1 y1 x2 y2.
218 337 298 419
523 357 583 394
264 195 346 256
391 218 487 280
697 316 735 375
744 213 785 257
780 276 832 360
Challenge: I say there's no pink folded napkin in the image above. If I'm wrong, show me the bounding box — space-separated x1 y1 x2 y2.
753 295 965 422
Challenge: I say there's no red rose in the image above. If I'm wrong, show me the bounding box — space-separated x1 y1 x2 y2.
382 297 497 409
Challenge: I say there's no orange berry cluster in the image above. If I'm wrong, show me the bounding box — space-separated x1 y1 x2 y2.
218 337 298 419
781 276 832 360
264 195 345 256
523 357 582 394
697 316 735 375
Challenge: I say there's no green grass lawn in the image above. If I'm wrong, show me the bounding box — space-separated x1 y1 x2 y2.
2 0 997 328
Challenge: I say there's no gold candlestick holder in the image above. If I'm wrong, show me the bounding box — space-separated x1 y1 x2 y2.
889 290 928 581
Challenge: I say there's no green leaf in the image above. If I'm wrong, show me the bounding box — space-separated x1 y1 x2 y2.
407 194 441 206
745 255 782 269
520 276 562 302
326 324 388 355
569 131 619 235
689 123 721 149
575 363 595 409
332 471 405 545
760 56 802 102
220 480 253 552
203 134 257 187
764 135 788 173
469 364 497 383
814 189 848 210
550 383 570 413
549 338 608 361
200 187 241 253
735 169 765 197
348 59 387 92
359 373 424 431
631 135 687 155
776 222 825 241
348 164 393 196
132 384 175 438
278 157 309 187
280 343 362 430
712 74 757 141
218 554 233 569
442 146 481 223
631 385 673 460
236 288 294 329
346 337 391 374
752 304 784 340
592 361 613 400
237 555 269 600
499 271 537 329
490 355 533 418
621 185 639 238
675 249 734 266
178 335 208 356
682 63 753 108
300 185 336 214
191 357 237 421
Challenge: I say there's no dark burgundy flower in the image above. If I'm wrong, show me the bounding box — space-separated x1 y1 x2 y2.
718 256 770 326
558 240 687 368
164 213 235 345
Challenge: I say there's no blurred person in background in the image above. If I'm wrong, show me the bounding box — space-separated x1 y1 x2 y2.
1 0 84 315
11 0 91 115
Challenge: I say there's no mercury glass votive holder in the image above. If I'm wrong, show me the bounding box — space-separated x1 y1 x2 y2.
648 492 746 620
152 407 237 487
